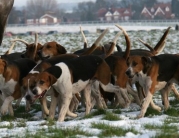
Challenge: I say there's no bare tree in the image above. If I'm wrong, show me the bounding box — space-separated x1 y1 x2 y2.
26 0 60 18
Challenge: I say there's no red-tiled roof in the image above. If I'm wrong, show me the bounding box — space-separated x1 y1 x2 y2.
97 7 132 18
141 2 173 19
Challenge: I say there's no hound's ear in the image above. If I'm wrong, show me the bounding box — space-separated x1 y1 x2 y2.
56 43 67 54
48 74 57 85
126 57 129 66
142 56 152 74
2 59 7 69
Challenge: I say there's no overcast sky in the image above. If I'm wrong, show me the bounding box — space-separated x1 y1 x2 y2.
13 0 96 7
13 0 171 7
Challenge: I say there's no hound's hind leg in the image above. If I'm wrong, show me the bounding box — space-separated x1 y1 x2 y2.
83 83 92 115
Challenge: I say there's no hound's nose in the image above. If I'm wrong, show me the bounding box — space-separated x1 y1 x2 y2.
125 70 131 76
25 95 31 101
32 89 37 95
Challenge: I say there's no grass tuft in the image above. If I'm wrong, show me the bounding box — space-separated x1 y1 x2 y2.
112 109 122 114
16 120 26 127
14 106 33 119
144 107 161 117
1 115 15 121
102 112 121 121
154 133 179 138
83 109 107 119
164 107 179 117
25 126 92 138
91 122 138 137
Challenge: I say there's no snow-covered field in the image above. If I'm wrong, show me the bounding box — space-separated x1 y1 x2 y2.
1 25 179 138
6 24 174 33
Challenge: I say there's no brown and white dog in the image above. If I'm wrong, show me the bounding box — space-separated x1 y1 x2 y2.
126 54 179 118
0 58 36 116
38 41 67 60
23 54 78 118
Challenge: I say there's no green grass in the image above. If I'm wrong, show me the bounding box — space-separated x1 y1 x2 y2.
164 107 179 117
16 120 26 127
102 112 121 121
83 109 121 121
83 109 107 119
154 133 179 138
25 127 92 138
0 122 14 129
169 99 179 107
144 123 177 132
144 117 179 137
112 109 122 114
14 105 33 119
144 107 161 117
164 116 179 124
1 115 15 121
91 122 138 137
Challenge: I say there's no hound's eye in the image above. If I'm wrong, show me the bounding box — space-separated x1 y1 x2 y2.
132 61 137 66
30 84 35 89
46 45 51 48
39 80 44 85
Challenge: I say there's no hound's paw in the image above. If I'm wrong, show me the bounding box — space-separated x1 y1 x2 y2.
1 105 8 115
137 114 144 119
164 105 170 111
156 107 162 112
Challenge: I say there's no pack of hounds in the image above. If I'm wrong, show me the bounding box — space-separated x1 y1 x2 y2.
0 0 179 122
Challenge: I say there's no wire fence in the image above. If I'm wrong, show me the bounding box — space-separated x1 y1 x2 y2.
7 19 179 27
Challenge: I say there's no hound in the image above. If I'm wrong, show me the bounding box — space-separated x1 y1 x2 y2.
125 54 179 118
0 58 36 116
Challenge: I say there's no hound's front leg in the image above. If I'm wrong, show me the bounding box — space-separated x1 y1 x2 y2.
137 92 153 118
48 90 58 120
57 88 74 122
40 96 49 119
66 108 78 117
1 96 14 115
150 99 161 112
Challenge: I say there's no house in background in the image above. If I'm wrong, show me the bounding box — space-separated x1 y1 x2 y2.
141 3 175 19
39 14 58 24
97 7 132 21
26 14 60 25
